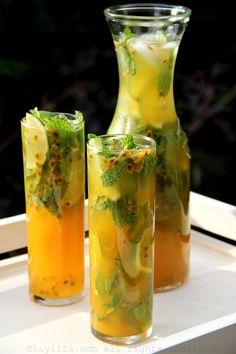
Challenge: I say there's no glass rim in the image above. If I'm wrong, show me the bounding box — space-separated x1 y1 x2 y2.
104 3 191 22
21 110 84 130
87 133 156 153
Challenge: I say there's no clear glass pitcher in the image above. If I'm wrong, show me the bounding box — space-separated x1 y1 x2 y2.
104 3 191 292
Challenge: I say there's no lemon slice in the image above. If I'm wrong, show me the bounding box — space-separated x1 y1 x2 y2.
23 113 48 170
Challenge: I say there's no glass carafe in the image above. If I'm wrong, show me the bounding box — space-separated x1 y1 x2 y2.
104 3 191 292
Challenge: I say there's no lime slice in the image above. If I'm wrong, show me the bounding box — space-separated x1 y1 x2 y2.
135 226 153 274
118 226 153 278
23 113 48 170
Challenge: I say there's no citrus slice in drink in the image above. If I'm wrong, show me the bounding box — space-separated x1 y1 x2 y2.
135 226 153 273
118 226 153 278
23 113 48 170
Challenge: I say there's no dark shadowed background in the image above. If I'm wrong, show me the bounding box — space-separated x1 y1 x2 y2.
0 0 235 218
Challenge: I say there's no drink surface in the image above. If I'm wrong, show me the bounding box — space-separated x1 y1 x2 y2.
21 109 85 300
87 134 156 340
107 26 191 291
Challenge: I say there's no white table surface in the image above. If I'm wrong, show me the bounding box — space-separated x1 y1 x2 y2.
0 193 236 354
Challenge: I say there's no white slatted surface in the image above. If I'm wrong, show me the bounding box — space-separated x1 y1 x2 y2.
0 193 236 354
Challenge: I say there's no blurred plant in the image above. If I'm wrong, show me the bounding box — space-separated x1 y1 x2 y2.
176 62 236 203
0 0 235 219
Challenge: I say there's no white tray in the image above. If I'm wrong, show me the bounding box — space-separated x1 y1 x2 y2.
0 194 236 353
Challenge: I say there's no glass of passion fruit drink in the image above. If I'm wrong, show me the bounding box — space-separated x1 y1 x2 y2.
21 108 85 305
87 133 156 344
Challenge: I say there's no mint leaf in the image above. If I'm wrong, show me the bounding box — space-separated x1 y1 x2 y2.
98 150 115 158
124 27 135 40
95 268 121 297
120 27 136 76
123 134 137 149
34 182 63 218
47 114 75 148
92 196 137 228
100 159 128 187
100 137 117 158
157 51 174 97
111 294 121 308
87 133 97 140
121 44 136 75
110 198 137 227
98 293 121 320
105 271 120 294
133 302 151 325
92 195 110 210
95 267 122 320
141 154 155 187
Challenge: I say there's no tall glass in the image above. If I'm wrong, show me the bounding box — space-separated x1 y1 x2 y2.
21 109 85 305
87 134 156 344
104 3 191 292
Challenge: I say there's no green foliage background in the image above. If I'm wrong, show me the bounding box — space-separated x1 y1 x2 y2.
0 0 235 217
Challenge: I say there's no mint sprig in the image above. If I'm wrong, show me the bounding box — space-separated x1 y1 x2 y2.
94 266 123 321
100 158 128 187
157 51 174 97
123 134 137 149
141 154 155 187
133 302 151 325
120 27 136 76
25 109 83 218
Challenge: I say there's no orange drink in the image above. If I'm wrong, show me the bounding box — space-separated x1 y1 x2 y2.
87 134 156 344
21 109 85 305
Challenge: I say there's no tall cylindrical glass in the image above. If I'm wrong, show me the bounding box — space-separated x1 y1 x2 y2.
21 109 85 305
87 134 156 344
104 3 191 292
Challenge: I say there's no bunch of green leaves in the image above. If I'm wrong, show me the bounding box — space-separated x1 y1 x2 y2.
94 264 124 320
94 262 152 325
30 108 83 150
88 133 138 159
154 123 190 219
100 152 155 189
101 158 129 187
27 108 84 217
